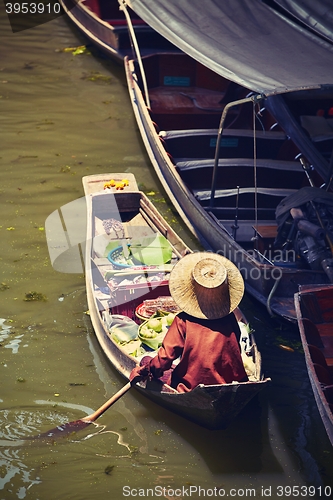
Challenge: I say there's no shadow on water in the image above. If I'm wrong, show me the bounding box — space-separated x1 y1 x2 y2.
83 303 333 488
140 393 281 476
86 328 282 476
242 295 333 487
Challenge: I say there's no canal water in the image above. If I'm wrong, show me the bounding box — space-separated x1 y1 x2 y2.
1 6 333 500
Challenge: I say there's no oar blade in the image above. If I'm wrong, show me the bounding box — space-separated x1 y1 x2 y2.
30 381 132 441
32 419 91 440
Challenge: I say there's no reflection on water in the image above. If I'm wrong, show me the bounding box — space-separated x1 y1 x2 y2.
1 5 333 499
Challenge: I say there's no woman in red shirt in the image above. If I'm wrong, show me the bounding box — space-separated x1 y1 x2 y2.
130 252 248 392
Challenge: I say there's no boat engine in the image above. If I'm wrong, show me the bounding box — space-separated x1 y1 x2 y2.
274 186 333 283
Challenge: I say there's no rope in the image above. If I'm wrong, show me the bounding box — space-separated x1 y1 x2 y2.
252 101 258 247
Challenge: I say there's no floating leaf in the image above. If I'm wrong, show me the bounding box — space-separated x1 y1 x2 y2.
60 165 71 173
72 47 88 56
61 47 77 53
24 291 47 302
81 71 112 84
60 45 90 55
104 465 114 475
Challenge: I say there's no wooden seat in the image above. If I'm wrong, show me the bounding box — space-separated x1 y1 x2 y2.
252 224 278 253
176 158 302 172
159 128 289 160
252 224 278 239
150 88 225 115
195 188 295 202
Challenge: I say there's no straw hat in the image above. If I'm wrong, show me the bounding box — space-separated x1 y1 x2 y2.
169 252 244 320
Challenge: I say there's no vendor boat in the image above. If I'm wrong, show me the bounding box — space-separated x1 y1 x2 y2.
294 284 333 446
82 173 270 429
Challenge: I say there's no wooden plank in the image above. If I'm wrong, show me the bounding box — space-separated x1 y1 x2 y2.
150 87 225 114
176 158 301 172
253 224 277 239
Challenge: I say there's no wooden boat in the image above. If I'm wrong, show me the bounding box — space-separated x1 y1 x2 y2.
82 172 270 429
124 50 333 321
294 284 333 446
59 0 177 62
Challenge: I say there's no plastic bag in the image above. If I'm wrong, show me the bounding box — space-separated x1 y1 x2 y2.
108 314 139 344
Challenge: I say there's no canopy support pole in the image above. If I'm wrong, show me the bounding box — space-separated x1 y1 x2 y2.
119 0 151 109
209 94 264 208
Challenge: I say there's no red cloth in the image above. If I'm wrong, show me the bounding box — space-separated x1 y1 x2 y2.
139 312 248 393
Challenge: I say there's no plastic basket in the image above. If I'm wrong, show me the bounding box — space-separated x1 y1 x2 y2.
107 245 136 269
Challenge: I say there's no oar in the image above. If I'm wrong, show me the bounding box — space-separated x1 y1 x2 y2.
34 381 132 440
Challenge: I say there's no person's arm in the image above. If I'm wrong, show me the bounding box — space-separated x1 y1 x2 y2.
129 315 185 382
148 315 185 378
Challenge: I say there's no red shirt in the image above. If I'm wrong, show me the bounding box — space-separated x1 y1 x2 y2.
147 312 248 392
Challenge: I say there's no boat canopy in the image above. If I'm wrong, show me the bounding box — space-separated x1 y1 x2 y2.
121 0 333 96
270 0 333 44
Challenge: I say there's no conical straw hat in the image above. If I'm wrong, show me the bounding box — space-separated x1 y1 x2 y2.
169 252 244 320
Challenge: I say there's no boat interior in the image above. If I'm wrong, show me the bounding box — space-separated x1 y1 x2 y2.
298 286 333 410
90 190 180 366
90 189 184 318
88 186 259 381
137 53 319 253
82 177 181 373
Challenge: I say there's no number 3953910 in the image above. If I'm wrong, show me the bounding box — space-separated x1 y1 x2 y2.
5 3 61 14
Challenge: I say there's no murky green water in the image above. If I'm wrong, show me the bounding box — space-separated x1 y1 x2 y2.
1 6 333 500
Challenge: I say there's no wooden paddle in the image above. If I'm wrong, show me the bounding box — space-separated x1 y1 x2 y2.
34 381 132 440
